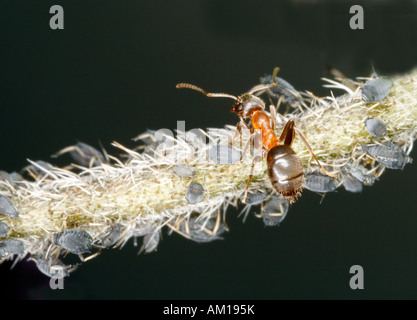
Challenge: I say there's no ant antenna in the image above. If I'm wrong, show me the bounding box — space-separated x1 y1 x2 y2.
247 67 280 95
177 66 280 98
176 83 238 100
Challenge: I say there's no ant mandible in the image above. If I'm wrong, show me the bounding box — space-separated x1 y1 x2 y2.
176 68 336 204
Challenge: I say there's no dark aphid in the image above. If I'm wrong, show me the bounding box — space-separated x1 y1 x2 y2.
304 171 338 193
365 117 387 138
0 171 11 181
53 141 106 167
70 142 105 167
208 145 242 165
0 238 26 256
179 214 225 243
0 195 19 218
326 63 359 91
238 190 269 223
9 172 23 182
346 163 375 186
362 142 412 170
240 190 268 205
35 256 70 279
0 171 15 189
260 74 302 106
262 194 289 227
133 129 157 145
186 182 205 204
52 229 93 255
361 78 392 103
173 164 196 178
141 231 160 253
341 174 363 193
125 224 153 248
100 224 123 247
0 222 8 237
23 160 53 179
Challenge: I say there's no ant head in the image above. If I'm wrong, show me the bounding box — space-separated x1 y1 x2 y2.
230 94 264 119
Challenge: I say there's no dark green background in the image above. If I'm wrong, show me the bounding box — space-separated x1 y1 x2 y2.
1 0 417 299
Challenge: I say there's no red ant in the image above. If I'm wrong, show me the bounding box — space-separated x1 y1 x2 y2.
176 68 336 204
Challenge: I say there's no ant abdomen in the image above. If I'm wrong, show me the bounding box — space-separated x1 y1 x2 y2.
267 145 304 202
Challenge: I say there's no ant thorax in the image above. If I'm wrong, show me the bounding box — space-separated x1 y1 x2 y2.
231 94 265 118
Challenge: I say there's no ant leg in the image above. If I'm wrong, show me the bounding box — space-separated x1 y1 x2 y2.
269 104 277 132
228 130 254 174
241 129 264 202
277 119 296 146
294 127 338 179
231 120 251 148
242 155 262 203
269 104 276 130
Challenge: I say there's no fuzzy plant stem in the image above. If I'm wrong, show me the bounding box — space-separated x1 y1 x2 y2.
1 68 416 274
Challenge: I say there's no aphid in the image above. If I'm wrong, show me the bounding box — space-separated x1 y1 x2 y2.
133 129 157 144
262 194 289 227
304 171 339 193
362 142 412 170
179 213 225 243
0 238 26 257
0 222 9 237
141 231 160 253
52 229 93 255
54 141 105 167
239 189 268 205
326 63 359 91
346 163 375 186
186 182 205 204
23 160 53 179
259 74 302 107
9 172 23 182
361 78 392 103
341 173 363 193
34 256 70 279
208 145 242 165
99 224 123 247
0 195 19 218
131 130 159 156
177 68 336 203
0 171 10 181
70 142 105 167
365 117 387 138
238 189 269 223
0 171 15 189
173 164 196 178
